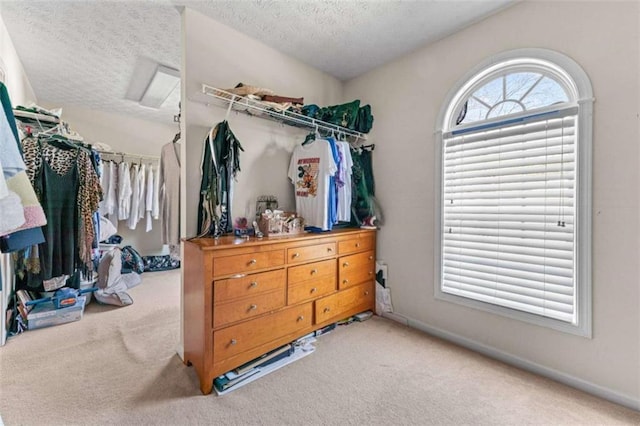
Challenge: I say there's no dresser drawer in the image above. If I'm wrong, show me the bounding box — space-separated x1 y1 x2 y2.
287 274 336 305
338 234 375 255
288 259 336 285
214 269 285 303
315 281 374 324
213 250 285 278
287 242 336 264
213 303 313 360
339 250 375 289
213 290 286 328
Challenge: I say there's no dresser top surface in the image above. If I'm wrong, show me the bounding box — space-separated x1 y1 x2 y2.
184 228 375 250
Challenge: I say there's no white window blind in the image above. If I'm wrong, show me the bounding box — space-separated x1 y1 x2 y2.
441 108 577 323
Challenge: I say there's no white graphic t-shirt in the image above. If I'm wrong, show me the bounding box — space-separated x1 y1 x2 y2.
288 140 337 230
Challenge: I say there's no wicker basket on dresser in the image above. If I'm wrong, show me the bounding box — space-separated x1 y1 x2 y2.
183 228 376 394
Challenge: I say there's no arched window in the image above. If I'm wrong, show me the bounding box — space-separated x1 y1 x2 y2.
435 49 593 336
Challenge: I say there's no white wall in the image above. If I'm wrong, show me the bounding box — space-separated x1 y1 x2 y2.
0 13 36 106
344 0 639 407
182 7 343 239
41 104 177 256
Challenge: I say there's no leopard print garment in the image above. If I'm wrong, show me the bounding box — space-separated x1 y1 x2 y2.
21 136 41 194
21 136 102 269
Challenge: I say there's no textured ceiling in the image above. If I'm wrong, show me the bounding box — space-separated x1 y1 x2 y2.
187 0 516 81
0 1 182 124
0 0 515 125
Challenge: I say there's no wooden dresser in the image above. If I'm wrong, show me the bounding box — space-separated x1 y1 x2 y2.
183 228 376 394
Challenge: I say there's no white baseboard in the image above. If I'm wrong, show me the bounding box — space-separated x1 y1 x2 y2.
381 312 639 412
176 343 184 362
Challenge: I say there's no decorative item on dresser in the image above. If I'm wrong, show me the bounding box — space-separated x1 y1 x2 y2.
183 228 376 394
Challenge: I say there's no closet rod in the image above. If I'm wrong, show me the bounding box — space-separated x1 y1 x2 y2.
200 84 367 141
96 150 160 161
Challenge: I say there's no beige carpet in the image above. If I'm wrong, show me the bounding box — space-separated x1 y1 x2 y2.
1 269 638 425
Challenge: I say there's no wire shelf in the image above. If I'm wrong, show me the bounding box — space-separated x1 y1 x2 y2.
201 84 367 141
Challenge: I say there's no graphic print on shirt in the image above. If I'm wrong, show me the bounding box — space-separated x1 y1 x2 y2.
295 157 319 197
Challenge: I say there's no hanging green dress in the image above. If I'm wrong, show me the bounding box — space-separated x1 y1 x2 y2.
39 147 80 285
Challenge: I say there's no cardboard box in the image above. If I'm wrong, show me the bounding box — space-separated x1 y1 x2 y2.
27 296 86 330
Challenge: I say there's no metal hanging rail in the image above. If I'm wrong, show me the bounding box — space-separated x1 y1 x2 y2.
97 150 160 162
201 84 367 141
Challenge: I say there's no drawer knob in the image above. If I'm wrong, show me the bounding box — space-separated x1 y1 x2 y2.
310 269 318 275
311 287 317 293
248 259 257 265
343 262 349 267
297 315 304 321
369 271 373 275
356 243 360 248
249 281 258 288
293 253 300 258
342 279 349 285
230 339 237 345
364 291 370 296
323 307 331 313
369 255 374 260
249 304 257 310
327 247 333 252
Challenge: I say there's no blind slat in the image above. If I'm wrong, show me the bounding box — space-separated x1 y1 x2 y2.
445 153 575 174
444 238 573 261
444 142 575 167
443 259 574 287
443 248 574 271
444 232 574 251
446 163 574 180
443 265 574 294
445 171 574 187
446 225 573 241
442 284 574 321
442 273 574 304
444 188 574 200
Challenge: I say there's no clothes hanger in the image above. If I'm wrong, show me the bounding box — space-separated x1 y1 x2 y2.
173 102 182 143
42 133 80 151
302 132 315 145
38 123 62 137
302 124 321 146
